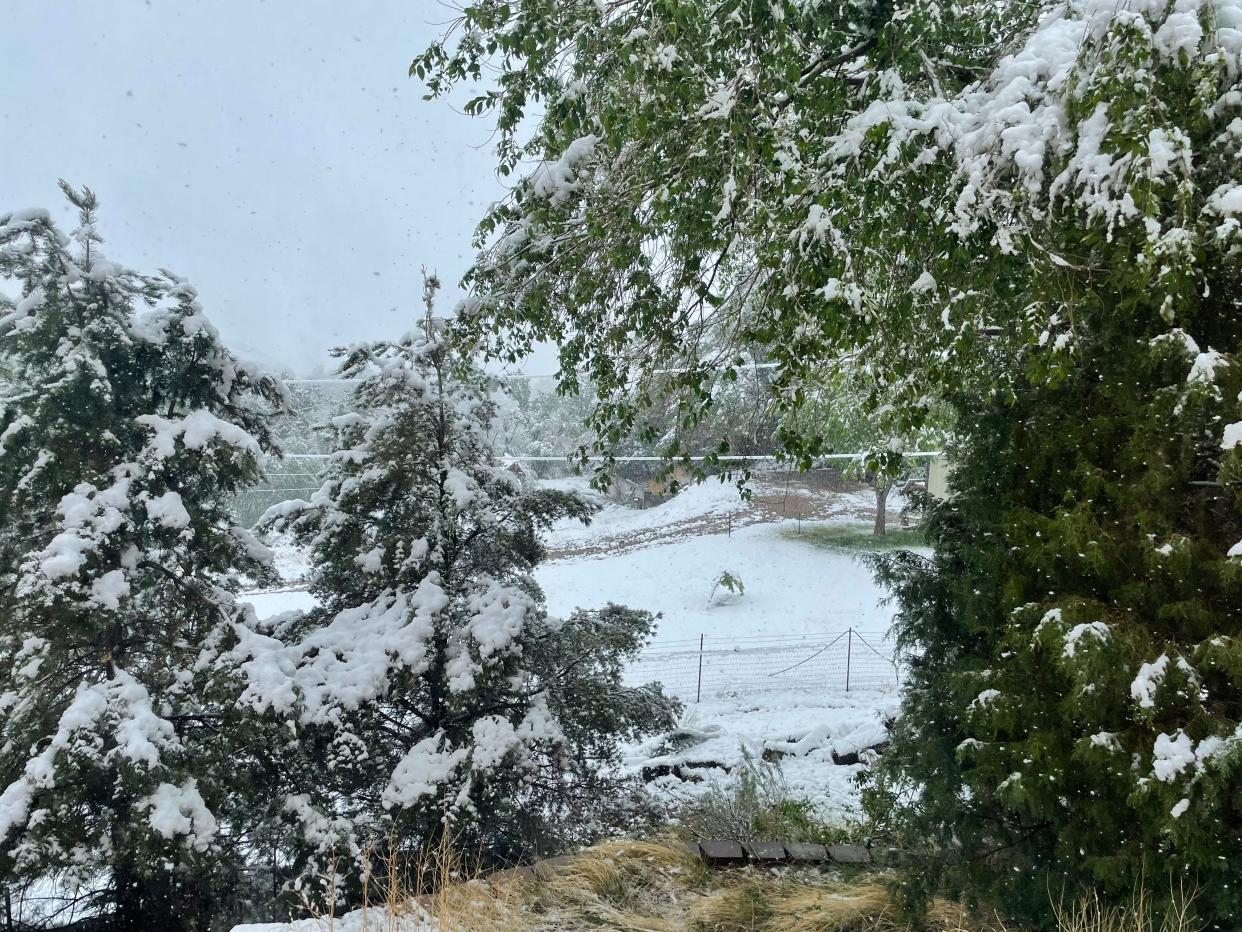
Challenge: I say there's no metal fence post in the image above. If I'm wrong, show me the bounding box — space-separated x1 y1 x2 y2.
696 634 704 703
845 627 853 692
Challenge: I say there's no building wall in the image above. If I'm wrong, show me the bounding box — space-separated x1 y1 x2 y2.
927 455 951 500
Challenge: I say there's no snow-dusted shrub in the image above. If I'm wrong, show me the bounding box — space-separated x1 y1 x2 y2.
246 277 678 894
0 185 289 929
675 753 843 845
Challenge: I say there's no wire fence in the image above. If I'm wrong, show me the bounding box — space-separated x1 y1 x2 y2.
628 627 899 703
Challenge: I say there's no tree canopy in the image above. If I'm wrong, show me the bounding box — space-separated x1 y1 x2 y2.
414 0 1242 922
414 0 1239 468
412 0 1039 472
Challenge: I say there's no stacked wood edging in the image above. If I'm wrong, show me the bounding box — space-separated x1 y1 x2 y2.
476 840 892 896
689 840 873 866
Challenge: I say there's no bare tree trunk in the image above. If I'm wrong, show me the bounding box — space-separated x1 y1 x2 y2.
873 476 892 536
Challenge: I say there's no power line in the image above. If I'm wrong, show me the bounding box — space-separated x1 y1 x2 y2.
505 452 942 462
274 451 942 462
282 361 781 385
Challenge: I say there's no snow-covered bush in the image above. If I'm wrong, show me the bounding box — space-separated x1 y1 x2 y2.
0 184 290 928
247 276 678 895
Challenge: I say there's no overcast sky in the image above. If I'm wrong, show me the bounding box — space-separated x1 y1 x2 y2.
2 0 514 375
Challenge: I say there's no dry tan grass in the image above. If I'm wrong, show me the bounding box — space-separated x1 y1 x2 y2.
690 878 779 930
761 882 900 931
307 838 1200 932
523 838 706 930
1050 883 1203 932
417 878 526 932
408 830 527 932
397 843 1006 932
691 879 1007 932
313 829 528 932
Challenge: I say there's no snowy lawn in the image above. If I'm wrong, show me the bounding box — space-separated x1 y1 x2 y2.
538 520 895 643
245 584 316 618
528 478 909 821
533 499 908 821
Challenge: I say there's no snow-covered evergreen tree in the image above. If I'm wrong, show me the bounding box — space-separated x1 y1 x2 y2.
249 275 677 892
0 185 289 929
852 0 1242 924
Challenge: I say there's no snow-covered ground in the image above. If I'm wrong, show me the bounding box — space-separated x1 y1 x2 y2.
632 686 899 824
540 472 905 559
235 909 433 932
527 477 905 820
241 474 908 826
540 519 892 643
246 584 316 617
234 475 909 931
